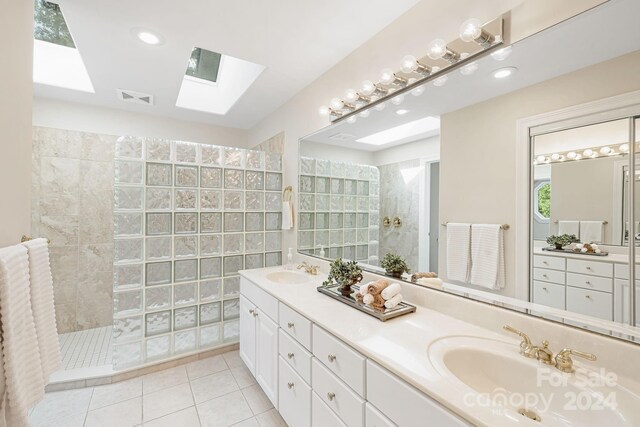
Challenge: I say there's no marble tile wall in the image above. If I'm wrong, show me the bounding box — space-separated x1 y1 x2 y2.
113 139 283 369
32 127 117 333
252 131 284 154
378 159 420 270
297 157 380 264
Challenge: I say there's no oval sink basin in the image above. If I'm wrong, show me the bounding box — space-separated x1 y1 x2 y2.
428 336 640 426
265 270 310 284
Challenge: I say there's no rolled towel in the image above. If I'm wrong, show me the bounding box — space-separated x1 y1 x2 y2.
359 281 376 296
381 282 402 300
384 293 403 309
417 277 443 289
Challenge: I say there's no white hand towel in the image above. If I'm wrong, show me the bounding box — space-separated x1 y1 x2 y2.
384 294 403 309
580 221 604 243
381 282 401 300
0 245 46 426
21 238 61 381
446 223 471 282
359 282 375 296
558 221 579 237
281 201 293 230
469 224 505 290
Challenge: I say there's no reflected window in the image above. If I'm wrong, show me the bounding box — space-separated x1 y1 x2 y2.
534 181 551 222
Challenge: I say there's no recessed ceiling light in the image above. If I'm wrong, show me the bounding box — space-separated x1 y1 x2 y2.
492 66 517 79
395 109 410 116
136 30 163 45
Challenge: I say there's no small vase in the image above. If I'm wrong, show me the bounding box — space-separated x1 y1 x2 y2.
554 243 563 250
338 275 362 296
386 271 404 279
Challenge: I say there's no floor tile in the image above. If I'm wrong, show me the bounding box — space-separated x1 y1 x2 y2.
85 397 142 427
222 351 244 369
90 377 142 410
32 411 86 427
143 406 201 427
191 370 239 404
255 409 286 427
241 385 273 415
143 382 194 422
186 355 229 380
143 365 188 394
30 387 93 426
230 366 257 388
196 390 253 427
231 418 260 427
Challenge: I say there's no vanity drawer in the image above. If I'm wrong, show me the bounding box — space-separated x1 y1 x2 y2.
279 329 312 384
613 264 640 279
566 273 612 293
279 357 311 427
566 259 613 278
279 303 312 350
313 392 347 427
566 286 613 320
366 403 397 427
312 358 365 427
240 277 278 322
533 255 565 271
366 361 471 427
533 268 565 285
312 324 366 396
532 281 565 310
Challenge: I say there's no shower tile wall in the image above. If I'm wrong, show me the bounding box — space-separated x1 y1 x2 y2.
32 127 116 333
113 138 283 369
298 157 379 264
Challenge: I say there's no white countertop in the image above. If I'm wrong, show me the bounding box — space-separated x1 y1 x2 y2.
240 266 536 427
532 246 634 263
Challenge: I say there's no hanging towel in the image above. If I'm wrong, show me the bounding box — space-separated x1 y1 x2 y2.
580 221 604 243
0 245 45 427
380 282 402 300
446 223 471 282
558 221 579 237
282 201 293 230
21 238 61 382
469 224 505 290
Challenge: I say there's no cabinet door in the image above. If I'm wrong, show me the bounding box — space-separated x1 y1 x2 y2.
313 391 346 427
256 310 279 407
614 279 640 324
239 296 256 375
279 357 312 427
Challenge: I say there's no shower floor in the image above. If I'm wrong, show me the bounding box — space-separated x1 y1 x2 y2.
59 326 113 370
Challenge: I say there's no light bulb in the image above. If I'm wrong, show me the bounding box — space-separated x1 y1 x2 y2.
459 18 482 42
557 155 566 162
599 146 611 155
536 155 546 163
358 109 370 118
551 153 560 161
380 68 395 85
574 154 582 160
411 85 425 96
391 95 404 106
361 80 375 96
401 55 418 73
374 102 386 111
583 149 594 157
490 46 512 61
347 116 357 124
330 98 343 110
620 143 630 152
567 151 577 160
427 39 448 60
344 89 358 103
433 75 448 87
318 106 330 116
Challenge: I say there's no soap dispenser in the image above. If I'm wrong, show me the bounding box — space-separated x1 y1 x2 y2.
319 246 326 258
286 248 294 270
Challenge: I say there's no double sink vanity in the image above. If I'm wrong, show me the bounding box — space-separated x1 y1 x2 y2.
239 266 640 427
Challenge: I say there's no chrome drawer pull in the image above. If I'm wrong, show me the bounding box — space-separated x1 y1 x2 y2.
249 309 254 314
543 287 548 291
586 266 592 270
288 382 294 389
287 352 294 359
253 310 258 317
327 354 336 362
585 295 592 300
585 281 591 285
287 322 294 329
327 392 335 401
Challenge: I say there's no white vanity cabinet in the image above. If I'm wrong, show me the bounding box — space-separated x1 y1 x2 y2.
613 279 640 324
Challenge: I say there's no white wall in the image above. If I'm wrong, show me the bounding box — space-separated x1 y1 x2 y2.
299 143 375 165
373 135 440 166
0 0 33 247
33 98 248 147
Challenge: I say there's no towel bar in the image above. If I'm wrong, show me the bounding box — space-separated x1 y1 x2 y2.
21 235 51 244
441 222 509 230
552 220 608 225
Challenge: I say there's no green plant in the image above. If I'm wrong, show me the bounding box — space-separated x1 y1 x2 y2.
380 253 410 277
322 258 363 287
546 234 578 248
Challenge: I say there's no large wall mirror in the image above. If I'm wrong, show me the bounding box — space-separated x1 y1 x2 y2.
299 0 640 343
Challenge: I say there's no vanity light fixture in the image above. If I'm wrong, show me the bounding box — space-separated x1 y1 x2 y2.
345 89 371 105
361 80 389 97
400 55 432 76
492 66 517 79
537 142 629 165
620 143 630 153
380 68 408 87
459 18 496 48
427 38 460 63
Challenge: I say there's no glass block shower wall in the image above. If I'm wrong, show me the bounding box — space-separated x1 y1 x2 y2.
112 137 283 369
298 157 380 265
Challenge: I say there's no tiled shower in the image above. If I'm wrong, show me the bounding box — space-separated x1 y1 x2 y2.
111 137 283 368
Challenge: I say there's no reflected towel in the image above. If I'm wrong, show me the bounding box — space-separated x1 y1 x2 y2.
580 221 604 243
416 277 443 289
0 245 45 426
558 221 579 237
282 201 293 230
21 238 61 382
381 282 401 300
446 223 471 283
469 224 505 290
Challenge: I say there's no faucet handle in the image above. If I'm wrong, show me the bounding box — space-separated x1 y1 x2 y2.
537 340 554 365
503 325 536 358
555 348 597 373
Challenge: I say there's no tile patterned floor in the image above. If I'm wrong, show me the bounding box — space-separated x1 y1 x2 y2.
59 326 113 370
30 350 287 427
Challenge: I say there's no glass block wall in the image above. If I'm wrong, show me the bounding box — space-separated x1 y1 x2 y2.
298 157 380 264
112 137 283 369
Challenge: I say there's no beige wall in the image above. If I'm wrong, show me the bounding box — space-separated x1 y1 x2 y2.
439 51 640 297
0 0 33 247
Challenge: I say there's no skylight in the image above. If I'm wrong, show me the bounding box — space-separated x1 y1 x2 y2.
356 116 440 146
33 0 94 93
176 47 265 115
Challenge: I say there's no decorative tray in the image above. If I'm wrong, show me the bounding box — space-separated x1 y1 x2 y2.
542 247 609 256
317 284 416 322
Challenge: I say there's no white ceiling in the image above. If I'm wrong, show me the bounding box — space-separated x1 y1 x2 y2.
33 0 422 129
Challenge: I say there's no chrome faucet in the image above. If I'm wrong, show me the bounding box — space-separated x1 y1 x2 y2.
297 262 319 275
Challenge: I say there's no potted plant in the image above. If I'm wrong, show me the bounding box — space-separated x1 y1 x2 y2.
546 234 578 250
380 253 410 278
322 258 363 296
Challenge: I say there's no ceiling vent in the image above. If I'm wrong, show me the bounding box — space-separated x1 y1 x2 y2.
329 132 356 141
116 89 154 106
